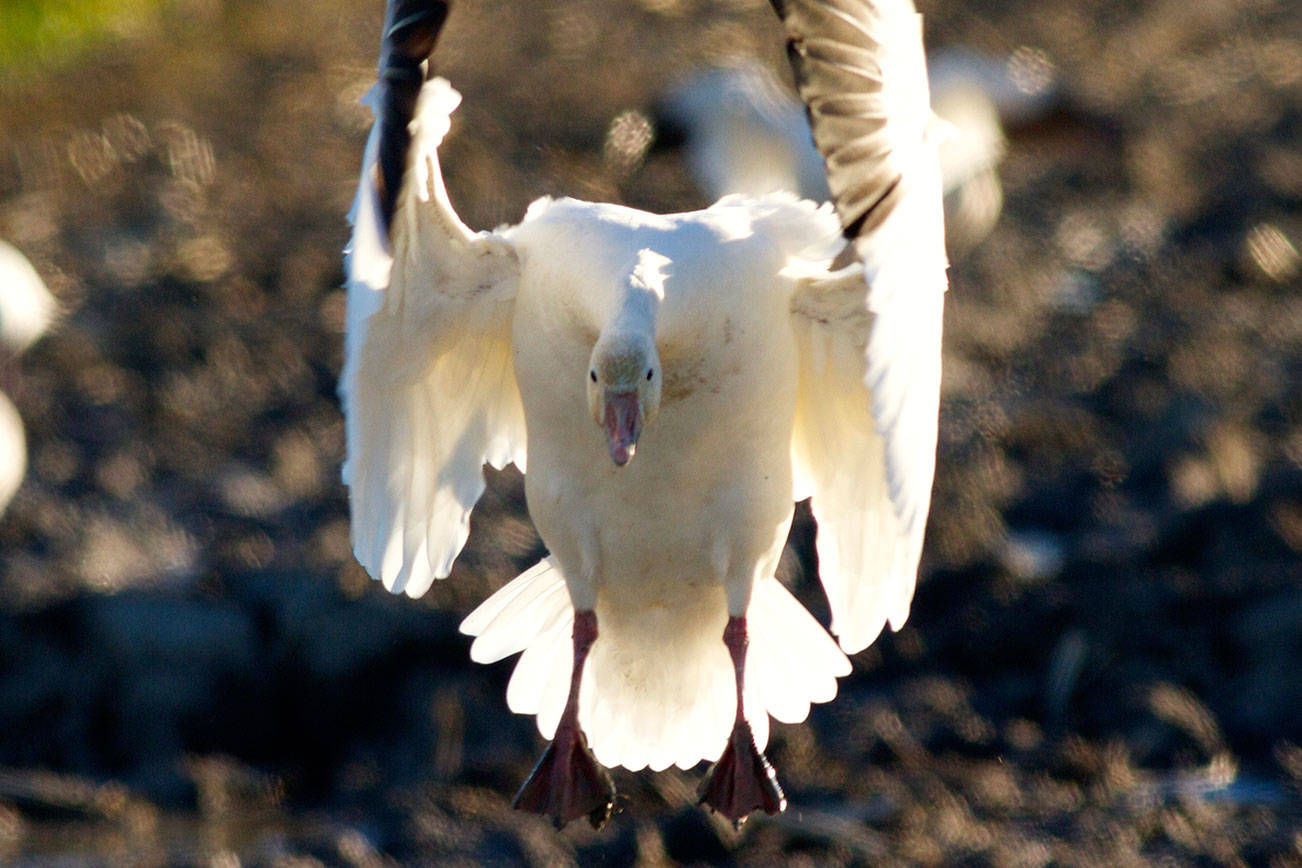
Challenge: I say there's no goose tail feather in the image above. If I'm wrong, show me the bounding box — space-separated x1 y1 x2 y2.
462 564 851 772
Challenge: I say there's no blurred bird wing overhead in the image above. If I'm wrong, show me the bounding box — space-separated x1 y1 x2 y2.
776 0 948 652
342 0 525 598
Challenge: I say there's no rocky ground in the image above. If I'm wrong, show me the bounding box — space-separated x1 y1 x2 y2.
0 0 1300 864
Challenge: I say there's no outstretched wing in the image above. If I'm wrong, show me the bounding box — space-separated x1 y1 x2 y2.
774 0 948 653
342 0 526 598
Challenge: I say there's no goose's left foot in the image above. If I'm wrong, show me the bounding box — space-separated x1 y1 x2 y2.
698 615 787 825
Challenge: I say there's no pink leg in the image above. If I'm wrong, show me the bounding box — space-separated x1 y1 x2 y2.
512 610 616 829
698 616 787 825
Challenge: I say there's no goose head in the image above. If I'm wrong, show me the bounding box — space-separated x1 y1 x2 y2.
586 331 661 467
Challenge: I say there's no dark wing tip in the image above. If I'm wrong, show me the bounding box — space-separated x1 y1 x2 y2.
387 0 448 63
376 0 451 236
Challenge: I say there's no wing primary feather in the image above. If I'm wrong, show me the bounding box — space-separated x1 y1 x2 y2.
375 0 450 237
779 0 947 654
343 9 525 597
841 174 899 240
768 0 926 243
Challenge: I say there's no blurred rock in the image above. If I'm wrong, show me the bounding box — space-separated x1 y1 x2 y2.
999 528 1067 582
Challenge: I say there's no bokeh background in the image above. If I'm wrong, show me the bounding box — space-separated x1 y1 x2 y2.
1 0 1300 864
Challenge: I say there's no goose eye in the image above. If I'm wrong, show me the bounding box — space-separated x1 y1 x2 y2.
590 370 597 383
646 368 654 381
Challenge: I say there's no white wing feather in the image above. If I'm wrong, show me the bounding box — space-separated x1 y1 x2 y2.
783 0 948 654
789 227 944 654
342 77 526 598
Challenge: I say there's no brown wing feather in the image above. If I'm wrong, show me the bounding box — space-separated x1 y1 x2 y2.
768 0 908 241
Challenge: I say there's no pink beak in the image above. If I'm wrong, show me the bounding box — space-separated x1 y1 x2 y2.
603 391 641 466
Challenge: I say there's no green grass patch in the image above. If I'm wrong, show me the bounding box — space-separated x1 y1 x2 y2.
0 0 170 73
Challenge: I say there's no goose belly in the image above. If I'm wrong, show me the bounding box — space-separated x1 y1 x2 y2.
518 334 798 606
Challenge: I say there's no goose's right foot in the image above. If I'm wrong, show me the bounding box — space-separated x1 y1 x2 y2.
513 720 615 829
510 609 615 829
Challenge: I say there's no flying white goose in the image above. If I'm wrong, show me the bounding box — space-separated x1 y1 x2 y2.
342 0 947 827
660 48 1055 255
0 240 56 513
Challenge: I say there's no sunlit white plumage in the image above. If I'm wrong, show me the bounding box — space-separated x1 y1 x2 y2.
0 241 55 356
0 394 26 514
0 241 55 513
343 0 946 783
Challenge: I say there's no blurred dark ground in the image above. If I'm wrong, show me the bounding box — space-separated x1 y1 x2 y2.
0 0 1300 864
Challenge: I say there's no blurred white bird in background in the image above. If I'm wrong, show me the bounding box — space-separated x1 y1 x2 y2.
343 0 947 828
0 240 55 514
658 47 1056 256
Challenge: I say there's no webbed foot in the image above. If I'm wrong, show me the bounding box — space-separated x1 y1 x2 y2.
698 719 786 826
513 724 616 829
